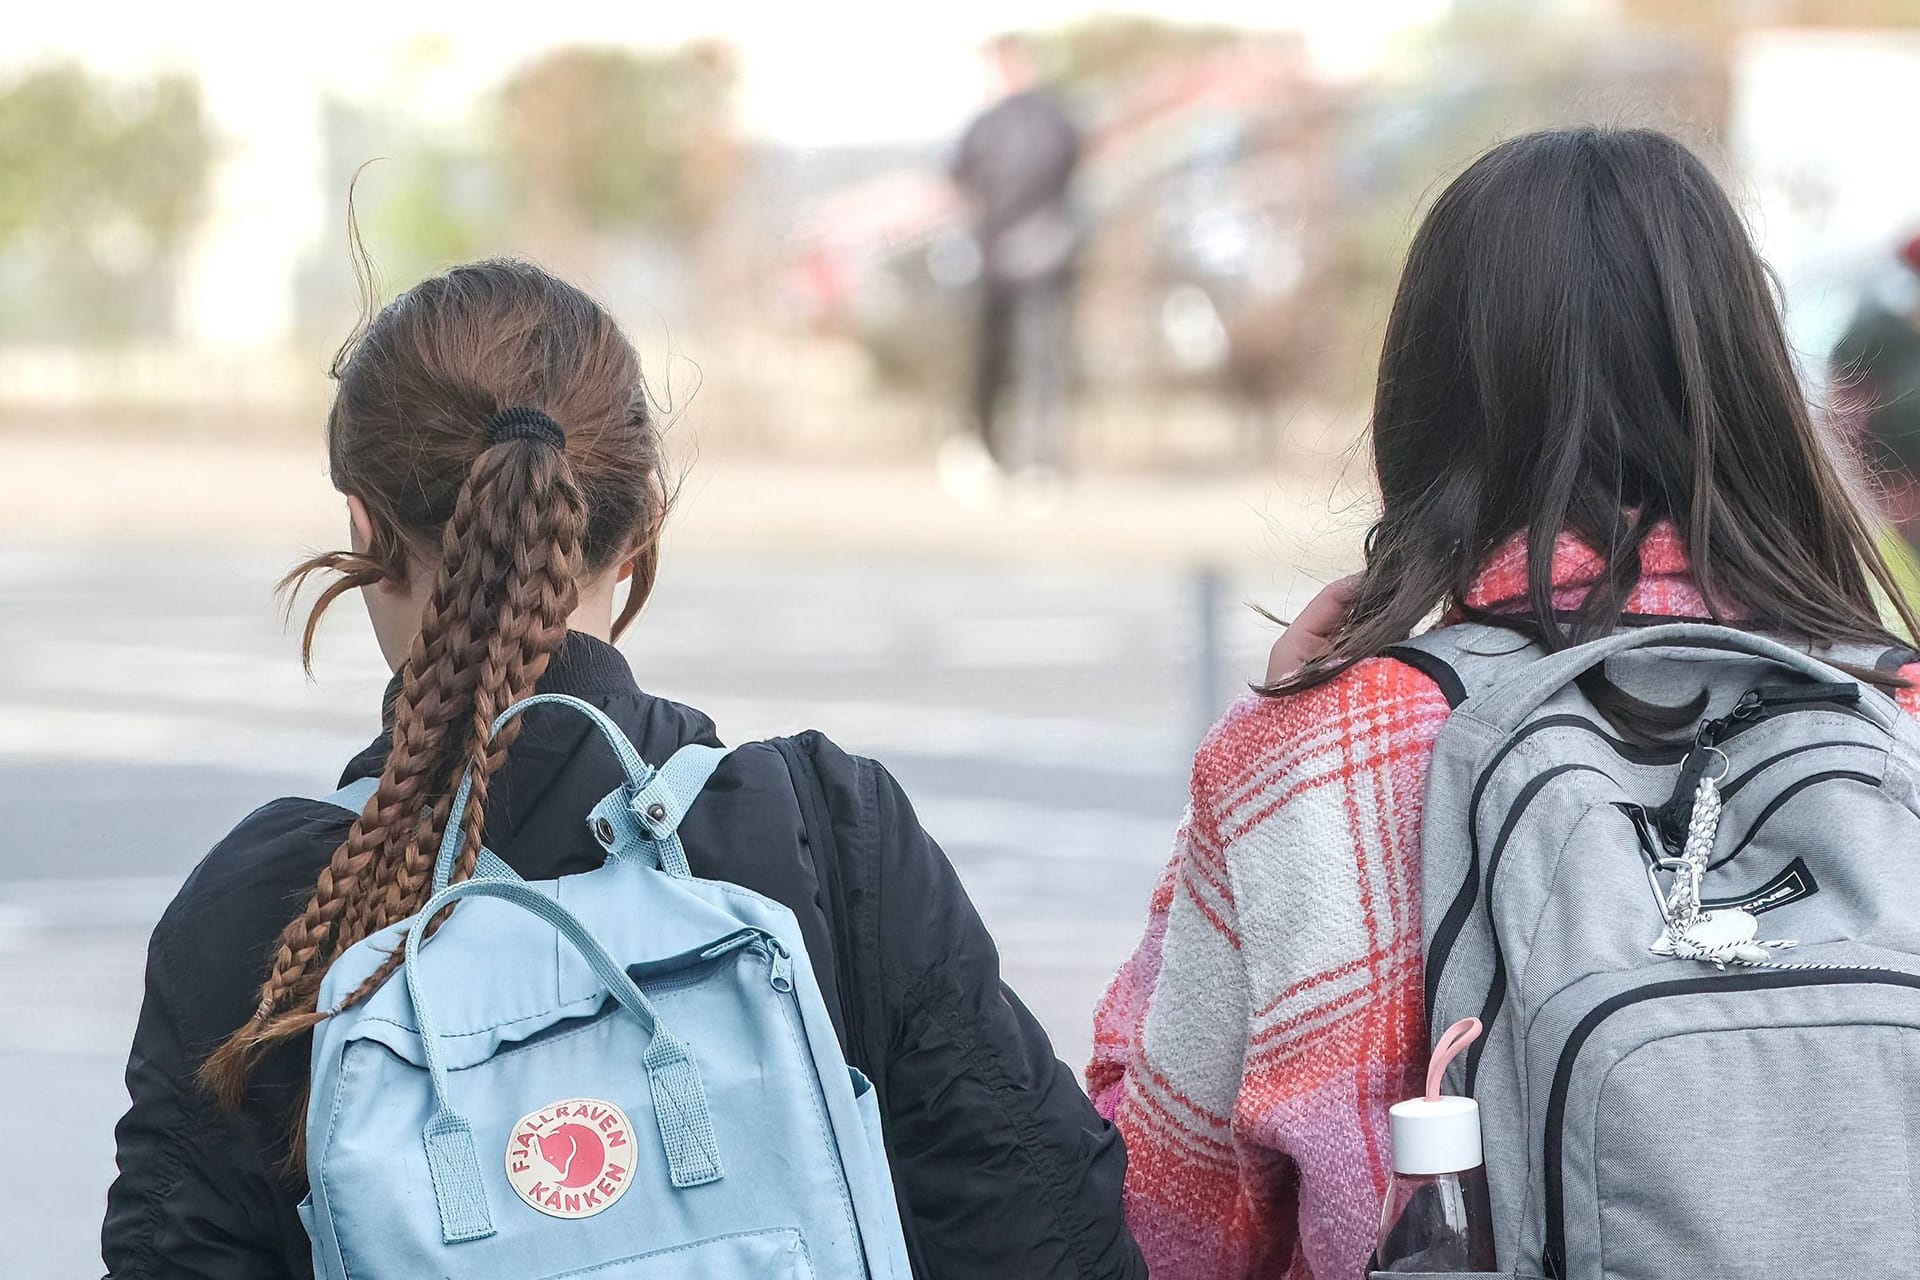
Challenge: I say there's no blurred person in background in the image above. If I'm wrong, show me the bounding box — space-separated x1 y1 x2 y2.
1087 127 1920 1279
1830 232 1920 603
945 32 1083 496
101 259 1144 1280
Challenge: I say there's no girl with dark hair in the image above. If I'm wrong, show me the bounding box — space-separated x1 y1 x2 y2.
102 259 1144 1280
1089 127 1920 1278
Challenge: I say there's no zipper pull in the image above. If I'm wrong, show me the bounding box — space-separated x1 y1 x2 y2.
1622 802 1672 859
1665 683 1771 843
1750 680 1860 708
1695 690 1761 750
1658 740 1721 847
1696 679 1858 748
768 940 794 994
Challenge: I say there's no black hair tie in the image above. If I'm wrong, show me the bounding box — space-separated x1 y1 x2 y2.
485 405 565 449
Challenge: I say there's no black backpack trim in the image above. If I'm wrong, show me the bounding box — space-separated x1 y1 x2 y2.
1876 645 1920 672
1384 644 1468 708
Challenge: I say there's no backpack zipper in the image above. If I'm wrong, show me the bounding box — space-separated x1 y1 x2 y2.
1707 769 1878 869
767 938 795 993
1703 681 1863 744
633 929 794 996
1657 682 1865 847
1540 967 1920 1278
1622 753 1876 868
1427 683 1870 1086
728 929 795 994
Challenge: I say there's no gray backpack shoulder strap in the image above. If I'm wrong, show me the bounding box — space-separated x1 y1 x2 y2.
1392 621 1919 712
1385 621 1545 708
1459 623 1904 735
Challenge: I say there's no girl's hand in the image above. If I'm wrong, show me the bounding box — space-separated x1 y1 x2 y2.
1266 575 1362 684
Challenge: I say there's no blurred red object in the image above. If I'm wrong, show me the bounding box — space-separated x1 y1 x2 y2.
786 173 962 327
1901 233 1920 275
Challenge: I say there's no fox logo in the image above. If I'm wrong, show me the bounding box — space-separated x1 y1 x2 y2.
505 1098 634 1219
535 1123 605 1188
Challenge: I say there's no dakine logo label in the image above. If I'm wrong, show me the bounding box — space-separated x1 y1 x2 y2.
1703 856 1819 918
505 1098 634 1219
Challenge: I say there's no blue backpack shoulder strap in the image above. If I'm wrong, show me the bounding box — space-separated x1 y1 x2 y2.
585 741 733 877
318 776 520 883
319 776 380 816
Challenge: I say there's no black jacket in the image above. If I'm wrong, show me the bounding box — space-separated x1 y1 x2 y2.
103 634 1144 1280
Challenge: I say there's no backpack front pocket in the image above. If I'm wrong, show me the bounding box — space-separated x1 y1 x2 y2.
1541 961 1920 1280
537 1227 812 1279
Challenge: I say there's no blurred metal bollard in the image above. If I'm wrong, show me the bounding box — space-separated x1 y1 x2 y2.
1191 564 1226 747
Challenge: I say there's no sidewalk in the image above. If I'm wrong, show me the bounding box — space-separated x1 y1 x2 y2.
0 434 1370 574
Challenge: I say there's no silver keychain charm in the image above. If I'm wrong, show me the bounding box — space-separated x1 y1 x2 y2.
1648 747 1797 968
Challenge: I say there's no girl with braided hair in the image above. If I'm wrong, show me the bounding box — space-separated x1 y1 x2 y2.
103 260 1143 1280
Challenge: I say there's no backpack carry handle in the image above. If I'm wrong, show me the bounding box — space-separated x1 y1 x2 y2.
400 876 724 1244
430 694 730 892
1468 622 1902 737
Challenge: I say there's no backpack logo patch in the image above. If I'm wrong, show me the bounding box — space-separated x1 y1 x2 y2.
1702 856 1820 917
505 1098 634 1218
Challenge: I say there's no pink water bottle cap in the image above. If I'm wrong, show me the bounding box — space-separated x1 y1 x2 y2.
1388 1018 1484 1175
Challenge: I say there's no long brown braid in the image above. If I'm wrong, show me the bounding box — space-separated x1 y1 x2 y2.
200 261 667 1131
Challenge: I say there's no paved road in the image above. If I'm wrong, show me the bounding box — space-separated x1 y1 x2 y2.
0 542 1297 1275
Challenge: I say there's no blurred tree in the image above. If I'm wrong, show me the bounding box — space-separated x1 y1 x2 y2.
1316 6 1726 402
495 43 739 244
0 64 212 339
1026 16 1243 91
300 41 742 336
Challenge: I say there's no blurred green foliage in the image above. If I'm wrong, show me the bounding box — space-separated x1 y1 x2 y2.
349 143 501 299
306 40 739 322
0 63 211 339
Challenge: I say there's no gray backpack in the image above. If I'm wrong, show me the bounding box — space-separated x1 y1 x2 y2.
1392 621 1920 1280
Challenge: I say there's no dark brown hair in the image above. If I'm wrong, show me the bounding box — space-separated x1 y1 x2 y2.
1266 127 1918 726
200 258 667 1116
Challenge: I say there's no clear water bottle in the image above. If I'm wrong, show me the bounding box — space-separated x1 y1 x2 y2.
1373 1018 1497 1274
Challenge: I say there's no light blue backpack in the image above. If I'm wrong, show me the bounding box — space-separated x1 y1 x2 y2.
299 694 913 1279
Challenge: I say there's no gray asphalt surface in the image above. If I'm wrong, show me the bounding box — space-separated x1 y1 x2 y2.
0 541 1287 1275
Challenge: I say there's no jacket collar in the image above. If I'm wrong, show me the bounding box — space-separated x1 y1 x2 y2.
343 631 642 786
374 631 636 731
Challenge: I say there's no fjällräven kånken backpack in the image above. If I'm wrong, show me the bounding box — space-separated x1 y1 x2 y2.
300 694 913 1279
